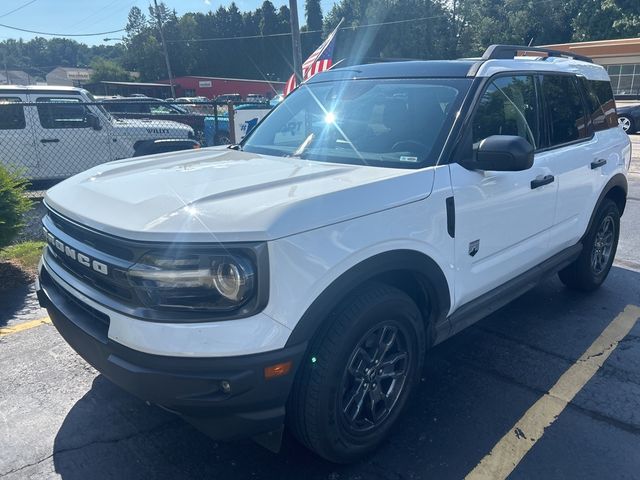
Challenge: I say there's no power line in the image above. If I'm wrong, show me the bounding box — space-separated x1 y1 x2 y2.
166 14 448 44
165 0 562 45
0 0 38 19
0 22 126 37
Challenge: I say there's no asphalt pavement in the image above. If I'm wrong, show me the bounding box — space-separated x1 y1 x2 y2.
1 137 640 480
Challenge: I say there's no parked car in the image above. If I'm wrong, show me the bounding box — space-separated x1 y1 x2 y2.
100 96 228 145
216 93 242 103
37 45 630 463
269 93 284 107
617 103 640 133
0 86 197 181
245 93 268 103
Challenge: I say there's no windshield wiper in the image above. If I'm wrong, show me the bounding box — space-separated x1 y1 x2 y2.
290 133 315 158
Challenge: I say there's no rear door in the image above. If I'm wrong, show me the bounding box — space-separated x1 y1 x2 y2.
449 74 558 313
540 74 621 253
32 95 111 179
0 93 39 179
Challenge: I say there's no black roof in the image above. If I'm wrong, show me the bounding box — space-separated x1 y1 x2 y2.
307 60 479 83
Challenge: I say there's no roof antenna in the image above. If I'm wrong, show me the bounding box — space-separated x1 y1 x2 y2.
527 37 535 47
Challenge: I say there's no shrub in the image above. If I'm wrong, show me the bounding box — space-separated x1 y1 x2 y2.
0 167 32 249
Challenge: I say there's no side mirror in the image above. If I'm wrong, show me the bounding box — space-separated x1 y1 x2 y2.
86 112 102 131
465 135 534 172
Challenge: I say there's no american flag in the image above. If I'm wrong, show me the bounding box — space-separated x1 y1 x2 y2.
283 23 341 97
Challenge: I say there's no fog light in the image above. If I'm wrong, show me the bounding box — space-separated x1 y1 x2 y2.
264 361 292 379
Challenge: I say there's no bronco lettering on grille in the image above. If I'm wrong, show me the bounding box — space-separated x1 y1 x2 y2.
44 227 109 276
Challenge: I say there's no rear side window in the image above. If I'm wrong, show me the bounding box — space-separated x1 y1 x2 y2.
580 79 618 131
37 97 91 129
472 75 540 148
541 75 588 146
0 97 26 130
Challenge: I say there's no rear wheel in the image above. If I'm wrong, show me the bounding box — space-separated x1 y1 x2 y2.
558 199 620 291
288 283 425 463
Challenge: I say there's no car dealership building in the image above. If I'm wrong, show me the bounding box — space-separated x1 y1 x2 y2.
543 37 640 98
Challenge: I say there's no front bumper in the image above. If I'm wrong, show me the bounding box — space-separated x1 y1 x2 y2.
37 264 306 440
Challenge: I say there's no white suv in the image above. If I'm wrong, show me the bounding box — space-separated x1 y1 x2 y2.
0 85 196 181
36 45 630 463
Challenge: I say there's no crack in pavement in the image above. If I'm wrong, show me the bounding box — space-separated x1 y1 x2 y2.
0 419 179 478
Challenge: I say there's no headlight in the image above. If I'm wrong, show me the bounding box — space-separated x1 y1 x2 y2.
127 251 257 312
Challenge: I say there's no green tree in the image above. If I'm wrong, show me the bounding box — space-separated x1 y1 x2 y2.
305 0 324 53
0 167 31 249
89 58 132 82
126 6 148 36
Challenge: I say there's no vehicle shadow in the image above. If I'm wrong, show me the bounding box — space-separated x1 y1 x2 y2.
51 266 640 480
0 280 39 328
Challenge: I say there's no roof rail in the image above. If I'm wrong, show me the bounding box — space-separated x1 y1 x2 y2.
482 44 593 64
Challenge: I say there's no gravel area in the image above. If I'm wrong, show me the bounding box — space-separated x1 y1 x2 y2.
15 196 47 243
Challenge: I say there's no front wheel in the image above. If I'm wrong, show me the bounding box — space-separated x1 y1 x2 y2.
618 115 635 134
287 283 425 463
559 199 620 291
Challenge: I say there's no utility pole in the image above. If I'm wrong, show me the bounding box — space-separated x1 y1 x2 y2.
152 0 175 98
288 0 303 83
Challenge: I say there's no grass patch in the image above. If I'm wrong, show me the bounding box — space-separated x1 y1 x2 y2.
0 241 45 273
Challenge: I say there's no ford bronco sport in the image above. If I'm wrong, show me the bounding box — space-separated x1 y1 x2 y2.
37 45 630 463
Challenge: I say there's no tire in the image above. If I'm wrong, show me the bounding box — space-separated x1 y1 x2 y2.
558 198 620 291
618 115 635 134
287 283 425 463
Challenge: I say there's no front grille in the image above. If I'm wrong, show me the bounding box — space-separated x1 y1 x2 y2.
50 248 133 302
41 267 110 339
43 208 138 305
48 209 135 261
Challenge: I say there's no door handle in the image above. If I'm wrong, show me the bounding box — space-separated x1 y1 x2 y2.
590 158 607 169
531 175 554 189
40 138 60 143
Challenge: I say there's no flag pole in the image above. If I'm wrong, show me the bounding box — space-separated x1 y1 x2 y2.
289 0 303 83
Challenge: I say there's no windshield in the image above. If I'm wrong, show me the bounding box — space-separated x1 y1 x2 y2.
242 78 470 168
84 91 114 121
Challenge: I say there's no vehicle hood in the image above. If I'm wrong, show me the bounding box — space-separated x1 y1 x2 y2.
44 147 434 243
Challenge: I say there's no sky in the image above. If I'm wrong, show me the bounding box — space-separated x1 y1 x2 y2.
0 0 336 45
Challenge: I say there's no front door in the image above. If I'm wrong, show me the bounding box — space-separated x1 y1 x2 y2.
450 74 558 314
0 93 39 179
32 95 111 179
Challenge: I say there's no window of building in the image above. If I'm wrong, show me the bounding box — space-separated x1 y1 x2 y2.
0 97 26 130
541 75 588 146
606 64 640 96
472 75 540 148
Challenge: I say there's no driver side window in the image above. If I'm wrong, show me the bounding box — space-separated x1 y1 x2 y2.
472 75 540 149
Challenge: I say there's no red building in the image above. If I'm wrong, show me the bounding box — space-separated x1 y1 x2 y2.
160 76 285 100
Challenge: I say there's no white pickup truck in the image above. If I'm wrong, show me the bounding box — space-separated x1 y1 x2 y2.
0 85 197 181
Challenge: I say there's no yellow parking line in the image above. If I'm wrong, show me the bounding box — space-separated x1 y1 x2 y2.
465 304 640 480
0 317 52 336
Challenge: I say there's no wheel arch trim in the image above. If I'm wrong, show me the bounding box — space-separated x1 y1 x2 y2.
583 173 628 242
285 249 451 348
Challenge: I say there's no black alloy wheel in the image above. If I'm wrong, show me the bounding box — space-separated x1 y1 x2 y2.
339 323 410 434
590 214 616 275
